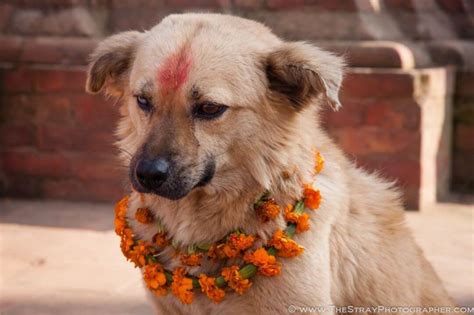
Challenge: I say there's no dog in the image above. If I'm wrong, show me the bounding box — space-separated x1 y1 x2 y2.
86 13 456 314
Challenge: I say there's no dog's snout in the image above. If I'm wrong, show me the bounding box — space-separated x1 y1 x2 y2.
135 158 170 191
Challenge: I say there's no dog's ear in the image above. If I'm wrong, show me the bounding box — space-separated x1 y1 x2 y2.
265 42 344 111
86 31 143 96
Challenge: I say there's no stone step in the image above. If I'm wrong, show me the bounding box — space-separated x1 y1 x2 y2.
1 1 473 39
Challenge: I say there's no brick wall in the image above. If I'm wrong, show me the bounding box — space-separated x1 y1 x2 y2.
0 67 122 201
0 65 454 209
0 0 472 207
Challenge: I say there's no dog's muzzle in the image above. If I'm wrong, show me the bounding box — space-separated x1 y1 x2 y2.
131 156 215 200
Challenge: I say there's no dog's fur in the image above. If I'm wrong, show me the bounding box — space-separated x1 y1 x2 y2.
86 13 455 314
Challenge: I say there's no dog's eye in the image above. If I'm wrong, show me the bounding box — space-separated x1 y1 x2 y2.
136 95 152 112
193 102 228 120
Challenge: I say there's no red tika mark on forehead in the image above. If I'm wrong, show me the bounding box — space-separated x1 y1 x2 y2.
157 48 192 95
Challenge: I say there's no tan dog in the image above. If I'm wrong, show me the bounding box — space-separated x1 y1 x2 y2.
86 13 455 314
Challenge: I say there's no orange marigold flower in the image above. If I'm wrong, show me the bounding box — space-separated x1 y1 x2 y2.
228 233 255 251
180 253 203 266
283 206 310 234
315 151 324 173
283 204 298 222
221 265 252 295
143 264 168 297
114 217 127 236
269 230 304 258
135 207 154 224
255 199 281 222
114 196 129 219
152 231 169 248
295 213 310 233
208 244 226 260
222 244 240 258
171 267 194 304
120 228 135 258
221 233 256 258
303 185 321 210
198 274 225 303
128 240 155 268
243 248 281 276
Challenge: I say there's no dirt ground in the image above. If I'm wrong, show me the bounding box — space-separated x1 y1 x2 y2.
0 199 472 315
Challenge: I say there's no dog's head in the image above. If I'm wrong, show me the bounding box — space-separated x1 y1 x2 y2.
86 14 343 200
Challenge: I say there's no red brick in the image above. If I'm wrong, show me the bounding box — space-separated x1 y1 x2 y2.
325 98 420 130
33 68 86 93
364 99 420 129
0 36 23 63
234 0 263 9
68 155 124 181
164 0 228 8
323 44 405 68
0 94 37 123
304 0 366 11
72 94 118 130
0 68 35 92
1 150 70 177
266 0 372 11
330 127 420 158
41 178 124 202
34 94 74 124
0 124 36 147
110 0 167 9
455 124 474 151
37 125 115 153
0 3 13 32
357 157 421 187
20 37 96 65
266 0 305 10
342 72 415 99
323 98 365 127
384 0 435 11
1 174 42 198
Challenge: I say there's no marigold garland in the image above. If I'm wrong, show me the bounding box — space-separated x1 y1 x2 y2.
243 248 281 276
198 274 226 303
113 151 324 304
171 267 194 304
303 185 321 210
221 265 252 294
180 253 203 266
255 198 280 222
143 264 168 297
135 207 154 224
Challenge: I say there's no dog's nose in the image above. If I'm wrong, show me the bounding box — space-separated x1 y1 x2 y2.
135 158 170 191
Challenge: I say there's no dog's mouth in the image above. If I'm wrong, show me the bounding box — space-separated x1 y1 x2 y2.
194 160 215 188
130 159 216 201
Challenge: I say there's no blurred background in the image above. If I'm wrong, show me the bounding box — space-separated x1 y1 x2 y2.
0 1 472 314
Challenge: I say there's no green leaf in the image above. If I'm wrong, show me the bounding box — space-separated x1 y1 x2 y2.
285 223 297 238
294 200 305 214
196 243 212 251
239 264 257 279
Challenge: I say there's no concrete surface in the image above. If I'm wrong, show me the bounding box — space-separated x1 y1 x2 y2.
0 199 472 315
